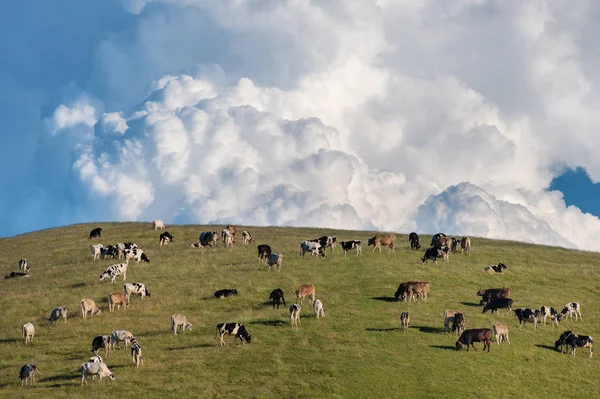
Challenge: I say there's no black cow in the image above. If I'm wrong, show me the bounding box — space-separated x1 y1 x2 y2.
89 227 102 239
456 329 492 352
159 231 174 246
91 335 111 355
257 245 272 262
269 288 286 309
477 288 511 306
430 233 446 246
421 245 449 264
451 313 467 336
409 232 421 250
216 323 251 346
514 308 540 329
214 289 238 299
482 298 513 315
340 240 362 257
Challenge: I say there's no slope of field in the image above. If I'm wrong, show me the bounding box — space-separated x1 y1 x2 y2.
1 223 599 398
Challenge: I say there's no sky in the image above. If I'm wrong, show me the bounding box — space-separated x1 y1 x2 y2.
2 0 600 251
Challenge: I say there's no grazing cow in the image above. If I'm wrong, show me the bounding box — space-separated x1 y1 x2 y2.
430 233 446 246
100 263 128 283
80 362 115 385
111 330 134 350
108 293 129 312
257 244 272 262
91 244 104 261
130 337 143 368
540 306 562 327
368 234 396 252
295 284 316 304
267 253 283 271
80 298 102 319
460 237 471 255
242 231 252 245
443 310 463 333
313 299 325 320
124 247 150 263
124 283 151 301
4 271 30 279
117 242 137 259
49 306 68 324
456 329 492 352
514 308 540 330
560 302 582 321
19 364 41 386
269 288 286 309
222 229 234 248
89 355 103 363
153 220 166 230
159 231 174 247
216 323 251 346
22 322 35 345
18 258 30 273
101 245 119 259
89 227 103 239
300 240 325 258
91 335 112 356
555 331 593 358
171 314 192 335
290 304 301 328
482 298 513 315
449 237 459 254
199 231 218 247
483 263 507 274
226 225 238 237
421 245 449 264
452 313 467 336
309 236 337 253
477 288 511 306
492 322 510 345
340 240 362 257
400 312 410 332
394 282 430 302
214 289 238 299
408 232 421 250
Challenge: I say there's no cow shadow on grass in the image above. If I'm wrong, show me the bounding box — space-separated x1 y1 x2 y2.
69 282 87 289
413 326 446 334
535 344 558 352
460 302 481 307
430 345 457 351
371 296 398 303
167 343 214 351
0 338 19 344
249 319 287 327
365 327 402 332
40 374 77 383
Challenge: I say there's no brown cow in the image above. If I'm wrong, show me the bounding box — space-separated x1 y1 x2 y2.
456 329 492 352
295 284 316 304
226 225 238 237
368 234 396 252
394 282 430 302
460 237 471 255
108 292 129 312
477 288 511 306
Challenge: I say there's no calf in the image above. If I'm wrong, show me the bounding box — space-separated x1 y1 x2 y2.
91 335 112 356
159 231 174 246
22 322 35 345
340 240 362 257
477 288 511 306
80 298 102 318
99 263 128 283
300 240 325 258
171 314 192 335
460 237 471 255
540 306 562 327
482 298 513 315
514 308 539 330
492 322 510 344
313 299 325 320
257 244 272 262
295 284 316 304
421 245 449 264
267 253 283 271
368 234 396 252
242 231 252 245
483 263 507 274
214 289 238 299
309 236 337 254
111 330 134 350
216 323 251 346
19 364 41 386
400 312 410 332
408 232 421 250
91 244 104 261
560 302 582 321
269 288 286 309
18 258 30 273
130 337 143 368
89 227 102 239
153 219 166 230
443 310 462 333
124 247 150 263
222 229 234 248
451 313 467 336
124 282 151 301
49 306 68 324
108 292 129 312
456 328 492 352
80 362 115 385
290 304 301 328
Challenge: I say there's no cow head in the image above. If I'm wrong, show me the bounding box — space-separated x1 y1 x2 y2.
185 322 193 332
141 253 150 263
99 273 108 282
144 288 151 298
455 341 464 350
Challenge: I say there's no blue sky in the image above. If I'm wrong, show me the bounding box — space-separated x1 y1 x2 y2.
3 0 600 250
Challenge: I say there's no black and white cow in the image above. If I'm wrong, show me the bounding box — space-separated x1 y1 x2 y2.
514 308 540 330
91 335 112 356
540 306 562 327
408 232 421 250
216 323 251 346
421 245 449 264
199 231 218 247
19 364 41 386
300 241 325 258
124 247 150 263
159 231 174 247
482 263 507 274
269 288 286 309
451 313 467 336
340 240 362 257
560 302 582 321
89 227 103 239
309 236 337 254
101 245 119 259
100 263 128 283
555 331 593 358
257 245 272 262
116 242 137 259
214 289 238 299
124 282 151 301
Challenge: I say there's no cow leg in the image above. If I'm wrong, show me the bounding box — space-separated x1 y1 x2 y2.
471 343 477 351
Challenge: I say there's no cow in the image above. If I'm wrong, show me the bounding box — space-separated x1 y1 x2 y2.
269 288 286 309
199 231 218 247
80 362 115 385
514 308 539 330
153 220 166 230
89 227 103 239
101 245 119 259
117 242 137 259
49 306 68 324
19 364 42 386
300 240 325 258
492 322 510 345
91 244 104 261
555 331 593 358
540 306 562 327
257 244 272 262
452 313 467 336
483 263 507 274
188 242 203 248
421 245 449 264
171 314 192 335
313 299 325 320
124 283 151 301
340 240 362 257
216 323 251 346
408 232 421 250
290 304 301 328
482 298 513 315
443 310 463 333
159 231 174 247
4 271 30 279
22 322 35 345
108 292 129 312
400 312 410 332
91 335 111 356
226 225 238 237
267 253 283 271
430 233 446 246
295 284 316 304
394 282 430 302
111 330 134 350
222 229 234 248
460 237 471 255
560 302 582 321
89 355 103 363
477 288 511 306
80 298 102 319
124 247 150 263
449 237 459 254
18 258 30 273
456 329 492 352
309 236 337 254
130 337 143 368
214 289 238 299
100 263 128 283
242 231 252 245
368 234 396 252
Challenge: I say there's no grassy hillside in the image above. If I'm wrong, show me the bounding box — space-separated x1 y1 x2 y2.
1 223 599 398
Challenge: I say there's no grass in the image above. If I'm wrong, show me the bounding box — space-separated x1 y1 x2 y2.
1 222 599 398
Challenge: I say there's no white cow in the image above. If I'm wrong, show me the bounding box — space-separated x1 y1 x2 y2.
290 304 301 328
171 314 192 335
80 362 115 385
91 244 104 261
124 282 151 301
313 299 325 320
22 322 35 345
152 220 166 230
300 241 324 258
80 298 102 319
267 253 283 271
111 330 134 350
